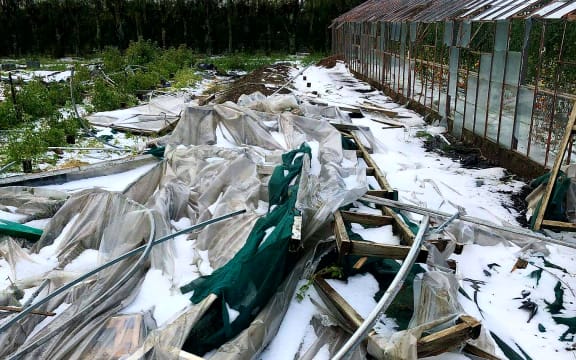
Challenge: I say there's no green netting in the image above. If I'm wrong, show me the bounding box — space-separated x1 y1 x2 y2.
530 170 572 229
144 146 166 158
180 143 311 355
0 219 43 241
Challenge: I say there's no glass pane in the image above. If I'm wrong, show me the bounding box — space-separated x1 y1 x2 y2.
505 51 521 85
514 86 535 155
475 54 492 136
411 22 418 43
444 21 453 46
448 47 459 98
498 84 518 149
494 20 509 52
464 73 478 132
458 21 471 48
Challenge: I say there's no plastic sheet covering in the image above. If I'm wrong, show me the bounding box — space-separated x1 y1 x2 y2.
0 190 167 359
86 94 186 134
444 219 550 256
300 102 350 123
237 91 299 114
0 186 68 223
0 92 370 359
366 272 463 360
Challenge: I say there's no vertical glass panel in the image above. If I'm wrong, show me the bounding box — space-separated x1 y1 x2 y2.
487 83 501 142
475 54 493 136
411 22 418 43
464 73 478 132
444 21 453 46
498 84 518 149
495 20 509 52
448 47 459 98
393 22 401 41
505 51 521 85
491 51 506 85
458 21 471 48
514 86 535 155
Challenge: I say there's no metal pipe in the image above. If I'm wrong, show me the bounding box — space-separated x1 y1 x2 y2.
0 209 246 335
361 194 576 250
332 215 430 360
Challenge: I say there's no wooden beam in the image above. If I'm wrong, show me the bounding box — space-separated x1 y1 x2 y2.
330 122 370 132
417 315 481 358
462 343 502 360
541 219 576 229
347 240 428 262
0 306 55 317
334 211 352 255
341 211 394 226
314 277 364 330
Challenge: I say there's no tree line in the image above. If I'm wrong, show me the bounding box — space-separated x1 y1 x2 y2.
0 0 365 57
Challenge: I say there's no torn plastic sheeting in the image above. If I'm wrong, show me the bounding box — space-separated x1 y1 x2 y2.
237 91 299 114
86 94 186 134
0 190 166 359
0 187 69 223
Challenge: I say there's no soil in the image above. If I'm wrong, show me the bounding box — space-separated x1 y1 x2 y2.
423 133 499 170
316 54 342 69
215 63 295 104
507 184 533 228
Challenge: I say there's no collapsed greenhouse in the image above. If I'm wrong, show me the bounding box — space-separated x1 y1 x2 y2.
331 0 576 177
2 1 576 357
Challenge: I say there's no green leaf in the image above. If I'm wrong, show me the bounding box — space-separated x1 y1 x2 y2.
529 268 543 286
544 281 566 314
552 316 576 341
539 256 568 273
538 323 546 332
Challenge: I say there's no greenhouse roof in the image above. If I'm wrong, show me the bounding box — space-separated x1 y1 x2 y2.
332 0 576 24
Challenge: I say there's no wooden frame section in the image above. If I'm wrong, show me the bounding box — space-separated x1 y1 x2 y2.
533 103 576 231
313 276 482 358
334 210 428 262
347 130 415 243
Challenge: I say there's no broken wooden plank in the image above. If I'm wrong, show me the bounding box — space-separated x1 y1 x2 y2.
541 219 576 229
417 315 481 358
314 277 364 330
359 103 399 118
330 122 370 132
334 211 352 255
427 239 464 255
341 211 394 226
0 306 55 317
347 241 428 262
462 342 502 360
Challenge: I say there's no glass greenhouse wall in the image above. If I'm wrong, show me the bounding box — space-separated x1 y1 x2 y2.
332 0 576 168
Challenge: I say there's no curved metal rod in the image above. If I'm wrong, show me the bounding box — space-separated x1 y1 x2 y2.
332 215 430 360
361 194 576 250
0 209 246 336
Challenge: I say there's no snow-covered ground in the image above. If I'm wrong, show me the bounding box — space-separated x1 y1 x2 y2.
2 60 576 359
258 63 576 360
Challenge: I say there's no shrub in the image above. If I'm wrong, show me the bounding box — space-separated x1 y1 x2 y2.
125 39 160 66
101 46 124 73
17 80 57 118
171 68 202 89
0 100 19 130
3 126 47 163
90 78 137 112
